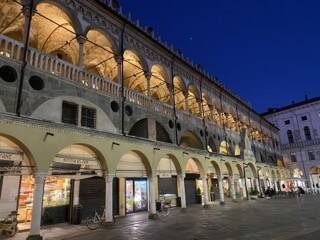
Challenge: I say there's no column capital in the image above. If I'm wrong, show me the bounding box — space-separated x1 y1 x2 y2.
105 174 115 183
33 172 47 184
77 35 87 45
178 173 186 179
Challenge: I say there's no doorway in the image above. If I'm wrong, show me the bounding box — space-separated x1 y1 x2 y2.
125 178 148 214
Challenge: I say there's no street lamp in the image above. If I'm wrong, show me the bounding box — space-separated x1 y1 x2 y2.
243 162 249 200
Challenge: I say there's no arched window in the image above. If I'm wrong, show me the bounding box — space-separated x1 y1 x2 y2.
304 126 312 141
287 130 294 144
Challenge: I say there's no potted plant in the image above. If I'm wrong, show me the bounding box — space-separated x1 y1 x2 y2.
250 190 259 200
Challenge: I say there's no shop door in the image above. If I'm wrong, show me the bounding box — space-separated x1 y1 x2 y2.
185 178 196 205
125 179 148 214
79 177 105 220
211 179 220 201
113 178 119 216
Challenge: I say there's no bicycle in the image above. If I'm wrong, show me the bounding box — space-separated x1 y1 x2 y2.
86 209 105 230
158 198 171 217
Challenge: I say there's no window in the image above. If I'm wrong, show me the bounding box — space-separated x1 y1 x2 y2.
81 106 96 129
62 101 78 125
304 126 312 141
290 153 297 163
301 116 307 121
285 120 290 125
308 151 315 161
287 130 294 144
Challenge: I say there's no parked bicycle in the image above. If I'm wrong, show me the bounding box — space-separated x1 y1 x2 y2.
157 198 172 217
86 209 116 230
0 211 18 237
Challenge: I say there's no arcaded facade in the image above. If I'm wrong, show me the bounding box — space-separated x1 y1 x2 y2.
0 0 290 239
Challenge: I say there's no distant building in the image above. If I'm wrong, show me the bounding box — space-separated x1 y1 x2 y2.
263 97 320 190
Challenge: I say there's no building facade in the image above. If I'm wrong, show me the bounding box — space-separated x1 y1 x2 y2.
264 97 320 190
0 0 290 239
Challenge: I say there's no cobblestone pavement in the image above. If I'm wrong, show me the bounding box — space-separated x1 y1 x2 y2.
38 196 320 240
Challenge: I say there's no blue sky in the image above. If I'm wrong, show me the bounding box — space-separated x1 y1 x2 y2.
119 0 320 112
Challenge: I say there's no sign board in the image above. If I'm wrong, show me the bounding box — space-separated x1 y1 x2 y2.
159 173 172 178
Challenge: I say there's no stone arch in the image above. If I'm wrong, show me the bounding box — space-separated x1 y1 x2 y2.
128 118 172 143
246 162 257 178
116 150 152 177
84 29 118 80
180 130 203 150
207 136 217 153
173 76 187 110
185 158 205 176
224 162 233 176
201 93 212 120
156 153 182 176
210 160 221 176
150 64 170 103
0 134 36 174
51 143 107 176
30 1 81 64
34 0 83 34
0 0 25 42
187 84 200 115
235 163 244 178
30 96 117 133
123 49 148 93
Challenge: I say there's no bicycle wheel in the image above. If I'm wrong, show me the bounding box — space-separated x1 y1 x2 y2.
86 215 100 230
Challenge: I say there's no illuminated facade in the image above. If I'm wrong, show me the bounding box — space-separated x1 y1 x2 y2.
0 0 290 239
264 97 320 190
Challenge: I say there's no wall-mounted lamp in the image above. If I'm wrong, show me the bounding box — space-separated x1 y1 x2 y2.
112 142 120 149
43 132 54 141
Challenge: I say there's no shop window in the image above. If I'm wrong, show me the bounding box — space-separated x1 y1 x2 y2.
43 177 71 207
62 101 78 125
290 153 297 163
287 130 294 144
284 120 290 125
304 126 312 141
81 106 96 129
308 151 315 161
0 176 3 199
301 116 307 121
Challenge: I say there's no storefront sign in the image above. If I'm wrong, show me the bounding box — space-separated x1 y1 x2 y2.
0 152 22 162
55 157 89 165
0 166 22 175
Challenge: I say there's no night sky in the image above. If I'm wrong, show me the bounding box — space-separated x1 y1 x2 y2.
119 0 320 113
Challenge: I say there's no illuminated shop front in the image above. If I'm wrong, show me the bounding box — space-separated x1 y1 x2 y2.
115 151 150 216
0 140 104 231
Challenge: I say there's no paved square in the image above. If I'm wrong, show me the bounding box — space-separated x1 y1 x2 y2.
67 195 320 240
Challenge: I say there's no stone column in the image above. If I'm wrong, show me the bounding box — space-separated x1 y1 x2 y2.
148 176 157 219
146 73 151 97
202 176 209 206
274 179 279 192
241 178 247 199
105 175 114 223
21 0 33 46
73 178 80 206
218 177 225 204
178 173 186 208
27 172 47 240
255 178 261 193
229 176 236 200
77 36 86 68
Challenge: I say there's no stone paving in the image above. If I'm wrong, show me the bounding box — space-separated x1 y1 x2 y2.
10 195 320 240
